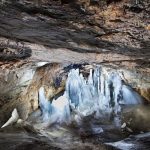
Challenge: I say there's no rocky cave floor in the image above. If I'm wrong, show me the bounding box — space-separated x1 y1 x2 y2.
0 105 150 150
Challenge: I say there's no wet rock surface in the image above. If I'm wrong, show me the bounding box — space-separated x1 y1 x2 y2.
0 127 62 150
106 132 150 150
0 125 116 150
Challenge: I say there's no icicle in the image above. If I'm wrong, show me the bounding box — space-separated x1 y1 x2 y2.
104 79 109 100
93 67 100 93
100 73 105 96
108 73 122 114
111 73 122 106
88 69 93 85
66 69 82 108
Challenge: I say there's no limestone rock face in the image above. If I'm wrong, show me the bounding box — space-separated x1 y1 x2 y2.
0 0 149 123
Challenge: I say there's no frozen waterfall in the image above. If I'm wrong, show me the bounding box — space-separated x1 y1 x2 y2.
38 67 142 124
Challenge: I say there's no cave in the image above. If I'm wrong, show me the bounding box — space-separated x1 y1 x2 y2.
0 0 150 150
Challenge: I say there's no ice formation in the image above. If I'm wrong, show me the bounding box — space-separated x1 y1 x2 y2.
1 108 19 128
39 87 70 124
38 67 142 125
122 85 142 104
39 87 52 121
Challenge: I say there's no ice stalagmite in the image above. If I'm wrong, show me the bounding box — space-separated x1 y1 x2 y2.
39 87 71 124
122 85 142 104
39 87 52 121
51 93 71 124
1 108 19 128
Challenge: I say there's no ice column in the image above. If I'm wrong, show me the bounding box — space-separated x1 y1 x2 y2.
39 87 52 121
